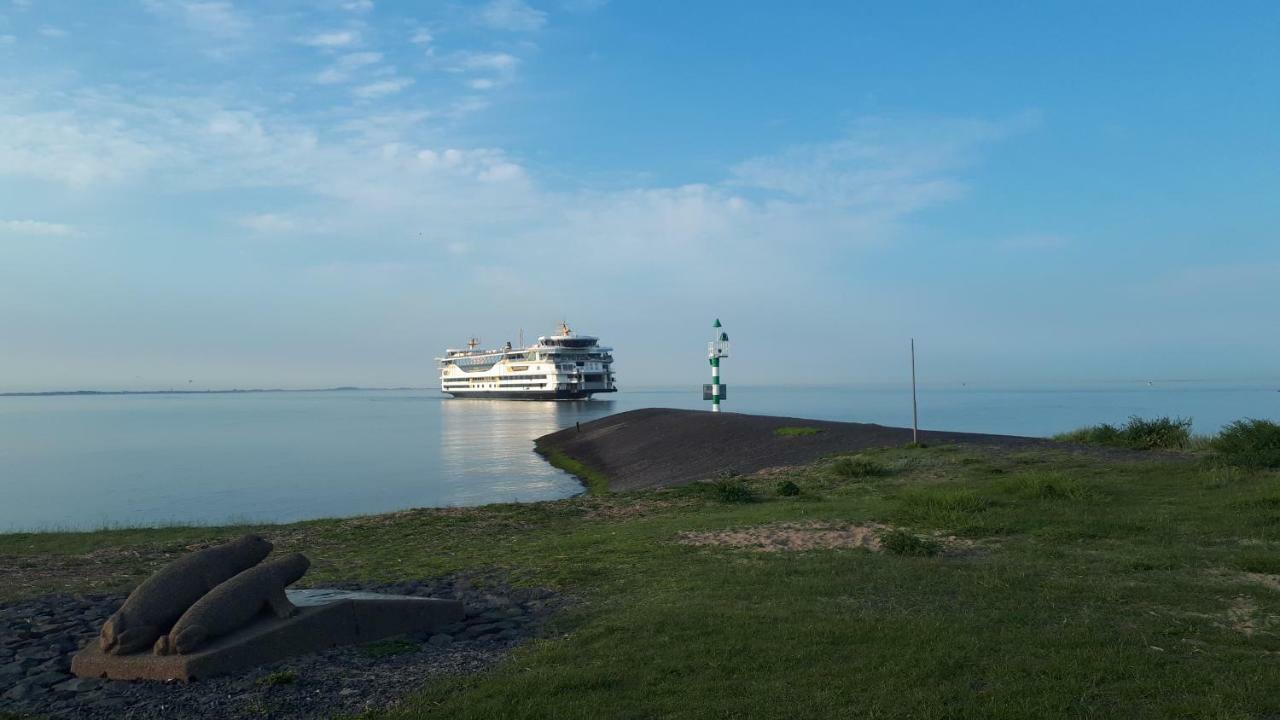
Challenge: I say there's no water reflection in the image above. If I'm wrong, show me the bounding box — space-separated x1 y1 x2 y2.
437 398 618 503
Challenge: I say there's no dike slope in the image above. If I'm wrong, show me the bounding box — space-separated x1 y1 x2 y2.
536 408 1052 492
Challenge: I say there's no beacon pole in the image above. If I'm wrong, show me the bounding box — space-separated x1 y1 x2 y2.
706 319 730 412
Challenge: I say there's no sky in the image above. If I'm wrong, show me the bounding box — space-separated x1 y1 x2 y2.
0 1 1277 391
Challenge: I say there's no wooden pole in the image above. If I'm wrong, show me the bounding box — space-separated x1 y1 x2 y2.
911 338 919 444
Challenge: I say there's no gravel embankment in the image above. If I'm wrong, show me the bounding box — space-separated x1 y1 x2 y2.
536 408 1058 491
1 575 563 719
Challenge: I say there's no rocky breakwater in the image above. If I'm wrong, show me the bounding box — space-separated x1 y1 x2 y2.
1 574 563 719
536 407 1048 491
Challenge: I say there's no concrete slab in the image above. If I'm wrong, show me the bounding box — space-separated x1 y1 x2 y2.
71 589 463 682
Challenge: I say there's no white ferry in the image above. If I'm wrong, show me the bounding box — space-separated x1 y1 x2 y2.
437 323 617 399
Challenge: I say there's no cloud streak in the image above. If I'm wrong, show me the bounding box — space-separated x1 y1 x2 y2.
0 219 80 237
478 0 547 31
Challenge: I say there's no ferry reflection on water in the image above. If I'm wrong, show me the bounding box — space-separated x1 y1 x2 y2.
438 397 618 501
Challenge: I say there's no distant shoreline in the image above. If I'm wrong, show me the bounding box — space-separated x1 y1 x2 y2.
0 387 433 398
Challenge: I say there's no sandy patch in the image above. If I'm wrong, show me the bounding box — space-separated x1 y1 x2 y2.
1227 596 1270 636
1242 572 1280 592
678 522 889 553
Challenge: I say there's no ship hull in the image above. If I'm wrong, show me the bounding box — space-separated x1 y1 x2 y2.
443 389 615 400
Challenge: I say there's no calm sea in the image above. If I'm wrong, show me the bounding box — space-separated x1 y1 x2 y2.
1 384 1276 532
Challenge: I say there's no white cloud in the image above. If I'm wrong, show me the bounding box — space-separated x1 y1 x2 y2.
451 51 520 87
177 1 249 38
455 51 519 73
341 0 373 11
478 0 546 31
315 51 383 84
410 28 433 45
300 30 359 48
353 77 413 99
0 83 1008 298
39 26 68 38
0 35 14 45
0 219 80 237
237 213 322 234
0 101 168 186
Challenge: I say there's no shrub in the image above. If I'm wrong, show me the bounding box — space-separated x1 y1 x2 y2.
830 456 888 479
1123 416 1193 449
774 426 824 437
1211 419 1280 468
879 529 941 557
1055 416 1192 450
775 480 801 497
710 479 756 503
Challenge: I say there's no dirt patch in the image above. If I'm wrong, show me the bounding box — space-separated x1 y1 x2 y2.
577 496 694 521
1226 596 1270 637
1242 572 1280 592
678 522 889 553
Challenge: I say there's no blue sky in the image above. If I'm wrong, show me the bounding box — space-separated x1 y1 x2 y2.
0 1 1277 390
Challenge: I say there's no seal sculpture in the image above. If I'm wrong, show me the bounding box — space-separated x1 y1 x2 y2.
154 553 311 656
99 534 274 655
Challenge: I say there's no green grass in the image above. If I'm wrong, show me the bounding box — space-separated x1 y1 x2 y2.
534 443 610 494
1055 415 1193 450
4 444 1280 719
773 426 824 437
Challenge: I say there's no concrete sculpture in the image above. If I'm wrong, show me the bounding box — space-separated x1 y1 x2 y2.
99 534 273 655
74 537 465 681
155 553 310 655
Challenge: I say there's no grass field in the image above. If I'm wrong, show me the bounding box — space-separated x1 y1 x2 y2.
2 443 1278 718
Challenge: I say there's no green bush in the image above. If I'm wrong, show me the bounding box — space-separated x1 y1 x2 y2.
1055 416 1192 450
830 456 888 479
775 480 801 497
879 529 941 557
710 479 756 503
774 426 824 437
1211 419 1280 468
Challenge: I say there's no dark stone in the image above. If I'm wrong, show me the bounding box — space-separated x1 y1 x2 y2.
3 681 36 701
27 669 71 686
5 572 560 719
35 655 71 673
100 534 274 655
15 648 56 661
53 677 104 693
